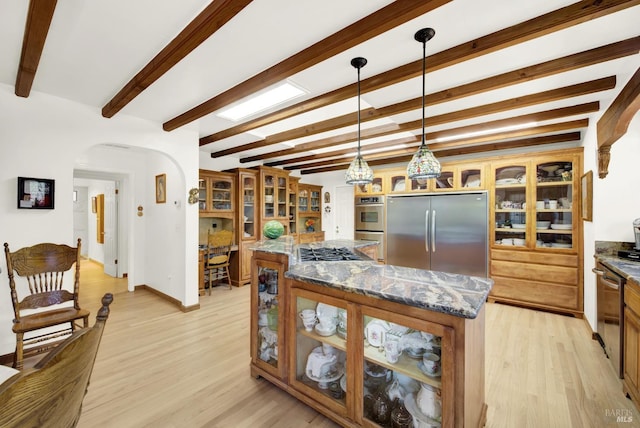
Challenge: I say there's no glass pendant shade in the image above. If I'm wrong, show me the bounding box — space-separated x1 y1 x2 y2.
345 56 373 185
345 155 374 184
407 27 440 180
407 144 441 179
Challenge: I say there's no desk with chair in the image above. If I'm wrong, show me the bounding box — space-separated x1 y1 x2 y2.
198 229 238 295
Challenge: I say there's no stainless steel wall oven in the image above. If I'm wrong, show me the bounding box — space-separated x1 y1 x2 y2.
354 196 385 261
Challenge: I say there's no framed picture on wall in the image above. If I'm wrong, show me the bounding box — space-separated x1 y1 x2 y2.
17 177 55 209
156 173 166 204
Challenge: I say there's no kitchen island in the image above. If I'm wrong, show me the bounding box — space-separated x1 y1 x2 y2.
250 237 493 427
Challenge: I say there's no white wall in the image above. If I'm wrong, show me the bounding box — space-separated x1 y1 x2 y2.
0 83 199 355
582 111 640 330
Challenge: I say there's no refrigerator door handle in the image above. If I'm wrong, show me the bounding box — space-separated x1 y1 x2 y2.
425 210 430 253
431 209 436 252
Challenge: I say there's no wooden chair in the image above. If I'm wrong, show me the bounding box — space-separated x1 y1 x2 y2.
4 239 90 370
0 293 113 428
205 229 233 293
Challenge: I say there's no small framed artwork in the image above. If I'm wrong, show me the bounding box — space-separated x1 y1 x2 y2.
17 177 55 209
155 173 166 204
581 170 593 222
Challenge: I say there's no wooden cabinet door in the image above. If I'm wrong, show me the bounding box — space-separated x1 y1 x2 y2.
625 306 640 392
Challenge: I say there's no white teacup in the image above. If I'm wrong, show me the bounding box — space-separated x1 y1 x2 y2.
299 309 317 332
422 353 440 375
318 315 335 331
548 200 558 209
384 340 401 364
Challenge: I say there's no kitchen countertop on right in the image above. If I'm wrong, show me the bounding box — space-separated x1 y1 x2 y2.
596 255 640 286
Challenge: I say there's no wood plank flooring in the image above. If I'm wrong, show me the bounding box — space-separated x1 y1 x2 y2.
74 261 639 427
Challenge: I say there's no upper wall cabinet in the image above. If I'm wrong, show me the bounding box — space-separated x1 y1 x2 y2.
198 169 235 218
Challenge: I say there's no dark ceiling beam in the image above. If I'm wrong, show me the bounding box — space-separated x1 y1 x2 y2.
299 130 585 175
201 0 640 144
101 0 253 118
293 120 588 171
597 66 640 178
293 132 581 172
242 101 599 165
163 0 452 131
241 76 614 162
211 34 638 156
15 0 57 97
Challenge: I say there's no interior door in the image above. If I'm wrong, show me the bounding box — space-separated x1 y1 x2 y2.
103 182 118 277
334 185 354 240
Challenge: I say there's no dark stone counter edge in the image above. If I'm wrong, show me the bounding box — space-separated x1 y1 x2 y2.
285 269 488 319
596 255 640 286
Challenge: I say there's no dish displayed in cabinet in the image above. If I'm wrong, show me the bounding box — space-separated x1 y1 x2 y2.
362 326 443 428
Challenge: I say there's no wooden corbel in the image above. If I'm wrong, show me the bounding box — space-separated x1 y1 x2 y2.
596 67 640 178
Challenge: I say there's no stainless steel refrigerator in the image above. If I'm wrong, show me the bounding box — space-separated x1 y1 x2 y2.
386 192 488 277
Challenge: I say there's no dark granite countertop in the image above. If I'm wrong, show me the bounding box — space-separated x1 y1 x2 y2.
594 241 640 286
251 237 492 319
596 256 640 286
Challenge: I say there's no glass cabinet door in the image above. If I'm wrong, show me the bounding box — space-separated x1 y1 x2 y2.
253 259 284 378
389 172 408 193
291 292 348 416
310 190 320 212
494 163 528 247
360 310 452 427
298 189 308 213
410 177 430 192
461 167 482 189
535 160 574 249
263 174 275 219
289 182 297 235
242 174 256 239
211 176 233 212
198 177 207 212
277 176 288 218
434 167 455 191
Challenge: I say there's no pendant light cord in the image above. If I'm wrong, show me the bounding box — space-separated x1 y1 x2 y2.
357 64 362 157
420 38 426 149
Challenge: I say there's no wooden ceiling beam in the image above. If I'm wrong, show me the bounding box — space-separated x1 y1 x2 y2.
597 67 640 178
237 76 614 161
201 0 640 143
101 0 253 118
210 34 638 155
291 121 587 172
15 0 57 97
163 0 452 131
299 131 584 175
241 100 599 164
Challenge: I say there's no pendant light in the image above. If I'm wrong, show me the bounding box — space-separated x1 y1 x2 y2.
345 57 374 185
407 28 441 179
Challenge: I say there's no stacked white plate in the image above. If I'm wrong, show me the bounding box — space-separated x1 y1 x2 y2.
550 224 572 230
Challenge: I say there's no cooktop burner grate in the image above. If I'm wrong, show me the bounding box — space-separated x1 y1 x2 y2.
298 247 364 262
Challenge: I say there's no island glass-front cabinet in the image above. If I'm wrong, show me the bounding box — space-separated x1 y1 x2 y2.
290 288 456 426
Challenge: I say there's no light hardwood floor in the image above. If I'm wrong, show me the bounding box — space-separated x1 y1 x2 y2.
74 261 639 428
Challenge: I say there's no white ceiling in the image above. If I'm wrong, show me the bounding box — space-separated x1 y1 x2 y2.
1 0 639 170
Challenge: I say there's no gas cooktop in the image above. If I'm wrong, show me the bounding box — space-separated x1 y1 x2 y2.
298 247 365 262
618 249 640 262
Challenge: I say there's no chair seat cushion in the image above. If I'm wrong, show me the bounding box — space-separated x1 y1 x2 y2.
13 307 90 333
207 255 228 265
